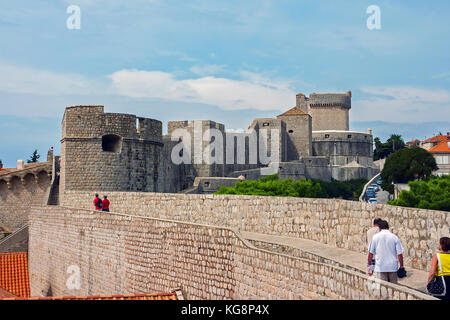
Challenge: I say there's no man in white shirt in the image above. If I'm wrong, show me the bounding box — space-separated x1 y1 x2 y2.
367 220 404 284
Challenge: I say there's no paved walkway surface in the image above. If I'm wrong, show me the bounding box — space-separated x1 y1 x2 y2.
241 231 429 294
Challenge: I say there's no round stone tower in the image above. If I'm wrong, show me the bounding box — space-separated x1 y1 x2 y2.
60 105 163 193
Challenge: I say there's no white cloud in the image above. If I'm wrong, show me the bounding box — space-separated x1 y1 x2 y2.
353 86 450 122
0 62 106 96
109 69 295 111
190 64 226 76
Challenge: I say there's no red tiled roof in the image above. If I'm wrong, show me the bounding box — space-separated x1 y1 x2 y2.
0 252 30 298
429 140 450 153
422 134 449 143
1 292 179 300
407 139 420 144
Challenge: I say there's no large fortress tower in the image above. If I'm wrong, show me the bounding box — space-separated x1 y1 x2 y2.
60 106 163 193
296 91 351 131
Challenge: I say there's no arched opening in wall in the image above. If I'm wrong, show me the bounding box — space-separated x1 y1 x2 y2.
102 134 122 153
23 173 36 193
37 171 50 190
288 130 294 134
9 176 21 195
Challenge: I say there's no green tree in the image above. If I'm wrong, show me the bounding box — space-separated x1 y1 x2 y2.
373 134 406 160
381 147 438 193
387 134 406 152
388 175 450 211
27 149 40 163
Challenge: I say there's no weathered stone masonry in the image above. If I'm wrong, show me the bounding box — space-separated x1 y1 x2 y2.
0 164 52 233
62 191 450 272
29 206 433 300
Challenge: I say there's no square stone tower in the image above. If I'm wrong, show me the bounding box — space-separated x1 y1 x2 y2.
306 91 352 131
277 106 312 161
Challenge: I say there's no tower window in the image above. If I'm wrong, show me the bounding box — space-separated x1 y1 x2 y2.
288 130 294 134
347 135 352 139
102 134 122 153
263 122 270 127
325 134 330 138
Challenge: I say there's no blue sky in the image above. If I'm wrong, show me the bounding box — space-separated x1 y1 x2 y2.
0 0 449 167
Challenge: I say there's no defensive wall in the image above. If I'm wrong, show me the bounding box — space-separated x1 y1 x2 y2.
29 206 434 300
61 191 450 272
0 162 52 234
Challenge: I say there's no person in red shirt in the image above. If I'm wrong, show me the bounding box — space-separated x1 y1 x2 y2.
102 195 110 212
93 194 102 211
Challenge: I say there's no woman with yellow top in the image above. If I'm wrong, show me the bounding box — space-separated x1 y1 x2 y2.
427 237 450 300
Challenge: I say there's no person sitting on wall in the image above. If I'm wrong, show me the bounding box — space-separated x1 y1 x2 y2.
367 219 404 284
102 195 110 213
93 194 102 211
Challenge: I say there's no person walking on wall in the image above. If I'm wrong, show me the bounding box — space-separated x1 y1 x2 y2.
93 193 102 211
427 237 450 300
367 218 382 274
367 220 404 284
102 195 110 212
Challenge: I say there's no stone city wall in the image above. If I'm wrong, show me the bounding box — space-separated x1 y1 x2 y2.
61 191 450 272
29 206 434 300
0 170 51 233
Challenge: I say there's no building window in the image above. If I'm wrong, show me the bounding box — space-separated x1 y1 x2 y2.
288 130 294 134
263 122 270 127
347 135 352 139
435 155 449 165
325 134 330 138
102 134 122 153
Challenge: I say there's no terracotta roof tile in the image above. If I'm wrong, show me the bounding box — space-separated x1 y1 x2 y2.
429 140 450 153
1 292 179 300
423 134 449 143
0 252 30 298
278 106 308 117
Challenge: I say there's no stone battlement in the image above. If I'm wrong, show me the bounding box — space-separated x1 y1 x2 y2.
308 93 351 108
62 106 162 142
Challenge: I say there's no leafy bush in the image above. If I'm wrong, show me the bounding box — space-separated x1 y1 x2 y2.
388 175 450 211
215 174 367 200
